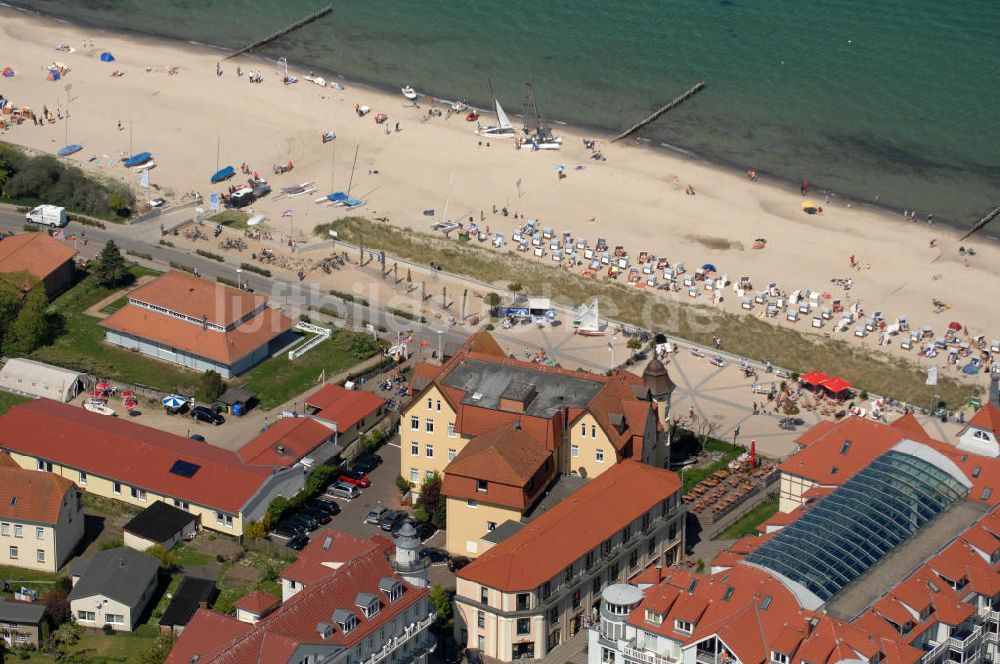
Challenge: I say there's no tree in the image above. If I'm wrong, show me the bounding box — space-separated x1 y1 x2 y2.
484 292 501 317
147 544 175 570
8 287 49 353
782 400 801 416
626 338 643 352
245 520 267 540
42 587 70 624
416 472 446 529
395 475 411 495
429 584 453 629
92 240 130 288
0 282 21 348
139 631 176 664
267 496 291 525
507 282 522 294
199 370 225 402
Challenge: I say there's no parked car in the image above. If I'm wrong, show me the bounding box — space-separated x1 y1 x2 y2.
287 513 318 532
779 416 806 430
191 405 224 426
466 648 483 664
420 547 450 565
270 524 300 540
189 434 206 442
411 520 437 542
366 505 390 525
379 510 407 532
300 505 332 524
309 499 341 516
325 483 361 500
351 454 382 475
448 556 472 573
286 534 309 551
339 468 372 488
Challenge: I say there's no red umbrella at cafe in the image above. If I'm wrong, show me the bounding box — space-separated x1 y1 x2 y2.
749 440 756 468
123 398 138 410
95 381 111 391
120 390 134 400
948 321 962 332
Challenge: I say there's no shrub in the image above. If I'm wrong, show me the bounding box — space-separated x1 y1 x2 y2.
395 475 411 495
240 262 271 277
169 261 196 274
199 370 225 402
102 623 115 635
385 306 427 323
216 275 238 288
329 289 369 306
125 249 153 261
196 249 225 262
158 239 175 248
245 520 267 540
147 544 175 570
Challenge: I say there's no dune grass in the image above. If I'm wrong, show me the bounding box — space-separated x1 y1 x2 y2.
320 217 977 407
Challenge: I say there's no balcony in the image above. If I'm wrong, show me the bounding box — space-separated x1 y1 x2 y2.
363 612 436 664
948 624 983 652
696 653 724 664
623 645 674 664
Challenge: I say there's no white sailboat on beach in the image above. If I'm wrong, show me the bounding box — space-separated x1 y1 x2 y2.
572 298 603 336
477 80 517 139
521 81 562 150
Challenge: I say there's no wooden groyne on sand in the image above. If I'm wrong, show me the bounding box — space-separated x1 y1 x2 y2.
611 82 706 143
223 5 332 60
959 206 1000 241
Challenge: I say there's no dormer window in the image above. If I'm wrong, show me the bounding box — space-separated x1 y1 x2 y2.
379 578 404 603
316 622 334 640
477 479 488 493
333 609 358 634
973 430 991 441
356 592 380 618
674 619 693 634
771 651 790 664
645 610 663 625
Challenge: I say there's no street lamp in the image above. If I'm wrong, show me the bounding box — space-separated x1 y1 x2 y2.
608 341 615 371
236 268 243 290
437 330 443 360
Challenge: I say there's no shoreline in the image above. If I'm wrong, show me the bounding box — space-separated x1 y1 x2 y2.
3 1 994 237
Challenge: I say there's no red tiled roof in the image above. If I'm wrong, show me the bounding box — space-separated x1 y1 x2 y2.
0 232 76 284
0 464 75 524
125 270 266 328
171 538 428 664
445 423 551 486
793 420 838 448
303 384 386 428
237 418 334 467
233 590 279 614
0 452 20 468
963 403 1000 437
165 609 252 664
99 301 294 366
0 399 282 513
458 460 680 591
281 531 382 586
890 413 929 439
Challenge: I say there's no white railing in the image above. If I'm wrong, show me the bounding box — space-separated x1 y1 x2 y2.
364 612 435 664
288 321 333 359
623 645 674 664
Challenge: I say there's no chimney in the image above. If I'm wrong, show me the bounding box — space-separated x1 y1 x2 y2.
512 419 521 431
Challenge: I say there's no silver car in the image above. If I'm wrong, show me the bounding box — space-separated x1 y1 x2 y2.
325 482 361 500
366 505 389 524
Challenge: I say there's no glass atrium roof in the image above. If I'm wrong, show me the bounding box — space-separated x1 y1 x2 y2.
747 448 969 605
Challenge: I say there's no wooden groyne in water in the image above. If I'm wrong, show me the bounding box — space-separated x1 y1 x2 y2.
611 82 706 143
223 5 332 60
959 206 1000 241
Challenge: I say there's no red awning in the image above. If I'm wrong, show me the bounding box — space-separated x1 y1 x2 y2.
800 371 830 386
821 376 853 393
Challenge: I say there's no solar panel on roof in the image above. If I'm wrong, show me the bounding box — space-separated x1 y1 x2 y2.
169 460 201 478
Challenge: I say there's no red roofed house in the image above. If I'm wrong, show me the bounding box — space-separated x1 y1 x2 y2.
167 528 435 664
454 460 684 661
99 270 295 377
304 382 388 447
0 231 77 299
956 403 1000 459
0 399 305 537
403 331 676 557
0 462 83 572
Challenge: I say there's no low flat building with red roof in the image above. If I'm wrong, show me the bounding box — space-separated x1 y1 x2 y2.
454 460 684 662
167 531 435 664
303 383 388 444
98 270 294 377
0 399 304 536
0 462 83 572
237 417 337 468
0 231 77 299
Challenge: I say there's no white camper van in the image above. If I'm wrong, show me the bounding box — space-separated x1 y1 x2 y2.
25 205 68 228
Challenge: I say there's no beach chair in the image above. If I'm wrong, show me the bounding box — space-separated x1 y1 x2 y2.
799 302 811 314
821 307 832 320
812 317 823 328
688 288 699 298
854 326 866 338
741 298 753 311
584 248 594 260
787 310 799 323
900 338 912 351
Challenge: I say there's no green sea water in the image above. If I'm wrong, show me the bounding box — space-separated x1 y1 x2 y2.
9 0 1000 227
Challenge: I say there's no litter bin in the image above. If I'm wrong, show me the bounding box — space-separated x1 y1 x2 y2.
231 403 243 417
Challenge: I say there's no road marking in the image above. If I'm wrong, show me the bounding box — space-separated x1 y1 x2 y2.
387 442 400 448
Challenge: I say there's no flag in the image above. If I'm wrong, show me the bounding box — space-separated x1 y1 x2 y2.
209 192 220 211
281 209 293 218
139 168 149 189
926 366 938 386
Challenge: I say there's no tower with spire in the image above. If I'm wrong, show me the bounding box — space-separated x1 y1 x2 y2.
642 347 677 468
391 521 430 588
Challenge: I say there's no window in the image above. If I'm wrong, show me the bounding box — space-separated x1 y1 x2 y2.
580 423 586 436
78 470 87 485
645 610 663 625
13 525 22 538
629 549 639 570
541 581 551 600
622 525 632 541
77 610 95 621
113 481 121 495
591 425 597 437
772 652 790 664
448 422 456 437
8 546 17 559
516 593 530 611
411 442 419 456
106 614 125 625
425 418 434 433
596 449 605 462
973 430 991 441
477 610 485 628
0 523 7 536
648 538 656 558
571 444 579 458
35 527 44 540
487 521 497 531
425 470 434 480
516 618 531 635
467 499 478 508
130 487 147 501
36 549 45 563
36 459 52 472
436 400 442 411
572 589 581 609
410 415 420 430
173 499 190 511
448 448 457 461
409 468 419 483
565 565 573 582
427 398 433 410
586 550 595 568
216 512 233 528
675 619 693 634
477 480 488 493
425 444 434 458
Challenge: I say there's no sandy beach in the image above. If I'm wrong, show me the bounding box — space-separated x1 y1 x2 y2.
1 7 997 389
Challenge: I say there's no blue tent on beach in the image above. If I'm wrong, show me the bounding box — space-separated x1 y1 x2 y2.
211 165 235 183
123 151 152 167
100 52 115 62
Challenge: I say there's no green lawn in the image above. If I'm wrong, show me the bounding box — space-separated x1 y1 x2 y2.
20 629 157 663
99 295 129 314
713 497 780 540
209 209 250 230
172 543 214 568
239 328 384 410
680 439 743 493
0 564 64 603
29 267 206 396
0 391 30 415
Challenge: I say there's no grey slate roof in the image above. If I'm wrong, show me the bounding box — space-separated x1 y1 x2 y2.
0 599 45 624
67 547 159 608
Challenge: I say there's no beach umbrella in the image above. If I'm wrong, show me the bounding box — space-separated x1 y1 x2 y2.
95 381 111 391
2 67 14 78
120 390 134 400
161 394 186 410
948 321 962 331
123 398 138 410
702 263 717 272
962 363 978 375
100 52 115 63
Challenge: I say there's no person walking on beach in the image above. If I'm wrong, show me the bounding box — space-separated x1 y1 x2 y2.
801 180 810 195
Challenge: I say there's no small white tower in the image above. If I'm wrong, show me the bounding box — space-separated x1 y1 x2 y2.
392 521 430 588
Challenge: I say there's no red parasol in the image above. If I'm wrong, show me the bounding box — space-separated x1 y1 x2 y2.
947 321 962 332
120 390 134 400
123 398 138 410
799 370 830 387
95 381 111 391
88 390 105 399
749 440 756 467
